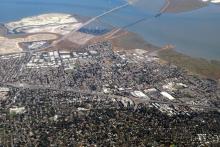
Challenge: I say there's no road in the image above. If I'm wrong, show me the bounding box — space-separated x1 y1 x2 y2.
159 0 170 14
1 82 219 111
0 3 129 56
56 3 129 43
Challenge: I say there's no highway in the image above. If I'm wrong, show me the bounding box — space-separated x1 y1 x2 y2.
106 17 155 40
56 3 129 42
0 3 129 56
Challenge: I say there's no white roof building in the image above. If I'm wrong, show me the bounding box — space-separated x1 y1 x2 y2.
103 88 110 94
59 50 70 54
10 107 26 114
0 87 10 92
144 88 157 93
160 91 175 100
89 50 98 55
54 51 59 58
61 54 71 59
131 91 150 100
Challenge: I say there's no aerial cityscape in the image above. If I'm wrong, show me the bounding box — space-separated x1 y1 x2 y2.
0 0 220 146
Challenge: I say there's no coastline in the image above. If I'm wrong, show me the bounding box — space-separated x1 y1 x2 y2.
101 29 220 81
108 30 220 81
158 48 220 80
0 24 7 37
1 13 220 81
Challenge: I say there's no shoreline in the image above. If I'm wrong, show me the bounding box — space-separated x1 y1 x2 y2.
158 48 220 80
107 30 220 81
1 13 220 80
0 24 7 36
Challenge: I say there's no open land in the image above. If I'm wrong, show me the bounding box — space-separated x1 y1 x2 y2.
0 13 116 54
0 34 58 54
0 13 86 54
5 13 82 35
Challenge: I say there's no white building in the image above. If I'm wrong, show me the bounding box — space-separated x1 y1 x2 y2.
0 87 10 92
160 91 175 100
10 107 26 114
131 91 150 100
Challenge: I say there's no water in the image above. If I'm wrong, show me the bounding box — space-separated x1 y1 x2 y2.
0 0 220 60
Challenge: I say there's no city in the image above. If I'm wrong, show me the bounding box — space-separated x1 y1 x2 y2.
0 41 219 146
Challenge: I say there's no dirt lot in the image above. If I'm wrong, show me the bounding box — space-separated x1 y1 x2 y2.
0 33 58 54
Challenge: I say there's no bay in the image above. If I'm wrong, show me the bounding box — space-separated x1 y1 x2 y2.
0 0 219 60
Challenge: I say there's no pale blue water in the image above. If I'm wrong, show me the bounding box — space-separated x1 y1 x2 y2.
0 0 220 60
